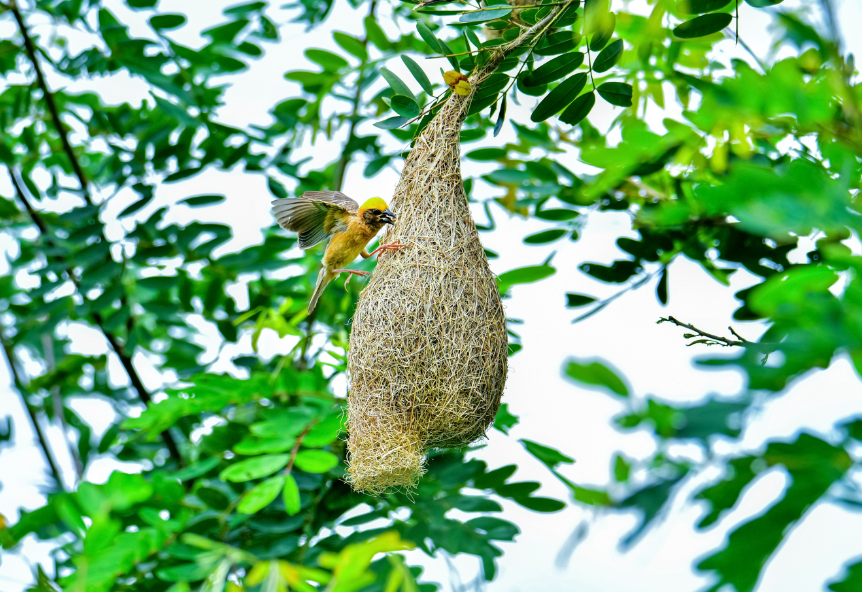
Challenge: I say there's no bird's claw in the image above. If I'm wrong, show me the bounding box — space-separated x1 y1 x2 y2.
369 241 409 259
334 269 371 290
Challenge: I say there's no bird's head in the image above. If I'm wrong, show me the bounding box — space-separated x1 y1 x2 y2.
359 197 395 227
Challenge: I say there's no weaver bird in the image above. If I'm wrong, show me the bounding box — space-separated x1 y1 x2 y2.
272 190 406 313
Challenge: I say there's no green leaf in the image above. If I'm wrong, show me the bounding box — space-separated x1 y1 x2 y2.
379 67 413 98
534 30 577 56
293 450 338 473
154 96 198 128
521 439 574 469
493 403 519 434
465 517 519 541
522 52 584 87
559 91 595 125
523 229 567 244
673 12 733 39
459 8 511 23
401 55 433 95
593 39 623 73
137 276 178 291
450 496 503 512
150 14 186 30
497 265 556 292
127 0 157 8
364 15 391 50
224 2 267 15
494 94 507 137
565 293 596 308
531 73 587 122
657 267 668 305
416 22 442 53
119 195 154 218
180 195 225 207
305 48 349 72
829 560 862 592
515 497 566 512
466 148 507 161
333 32 368 60
283 474 301 515
219 454 290 482
390 95 420 118
596 81 633 107
536 208 579 221
267 176 288 198
373 116 409 130
679 0 733 14
613 455 631 482
589 12 616 51
571 485 612 506
438 39 460 71
564 358 629 396
238 475 286 514
172 457 222 481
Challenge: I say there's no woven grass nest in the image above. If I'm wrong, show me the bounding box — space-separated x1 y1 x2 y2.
346 66 510 494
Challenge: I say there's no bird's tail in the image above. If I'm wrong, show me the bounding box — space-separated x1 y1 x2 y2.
308 268 332 314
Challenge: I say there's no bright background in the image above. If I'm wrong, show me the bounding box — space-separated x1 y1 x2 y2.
2 1 862 590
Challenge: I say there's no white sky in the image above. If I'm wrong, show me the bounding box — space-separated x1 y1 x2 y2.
2 0 862 591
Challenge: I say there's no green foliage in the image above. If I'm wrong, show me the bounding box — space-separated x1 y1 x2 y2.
1 0 860 590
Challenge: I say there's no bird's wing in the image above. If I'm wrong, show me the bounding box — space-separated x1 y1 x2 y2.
272 191 360 250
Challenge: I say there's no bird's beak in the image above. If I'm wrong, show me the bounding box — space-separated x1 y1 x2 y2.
380 209 396 225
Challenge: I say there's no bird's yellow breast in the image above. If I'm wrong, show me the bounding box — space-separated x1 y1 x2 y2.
322 216 380 268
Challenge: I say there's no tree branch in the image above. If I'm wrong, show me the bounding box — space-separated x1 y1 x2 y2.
10 0 92 204
8 168 184 465
658 316 752 348
0 325 66 491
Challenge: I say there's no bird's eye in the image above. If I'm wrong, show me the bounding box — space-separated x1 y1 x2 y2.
370 209 380 214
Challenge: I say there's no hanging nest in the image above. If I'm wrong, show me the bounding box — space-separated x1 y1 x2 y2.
346 73 507 494
345 2 572 494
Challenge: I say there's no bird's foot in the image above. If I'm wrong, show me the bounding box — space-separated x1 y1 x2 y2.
334 269 371 290
369 241 408 258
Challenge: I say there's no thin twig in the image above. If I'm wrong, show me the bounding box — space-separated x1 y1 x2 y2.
658 316 747 347
284 421 315 477
10 0 93 204
0 325 66 491
42 333 84 481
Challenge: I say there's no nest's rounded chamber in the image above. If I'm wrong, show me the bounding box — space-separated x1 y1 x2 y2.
347 89 508 494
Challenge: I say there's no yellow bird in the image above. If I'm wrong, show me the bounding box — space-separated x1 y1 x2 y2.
272 190 406 313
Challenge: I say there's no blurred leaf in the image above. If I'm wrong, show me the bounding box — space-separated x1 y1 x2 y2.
238 475 286 514
220 455 290 482
497 265 556 293
564 358 629 396
674 13 733 39
283 474 301 515
150 14 186 30
294 450 338 473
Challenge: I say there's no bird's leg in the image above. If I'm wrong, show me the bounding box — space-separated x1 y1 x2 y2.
334 268 371 290
367 241 408 258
